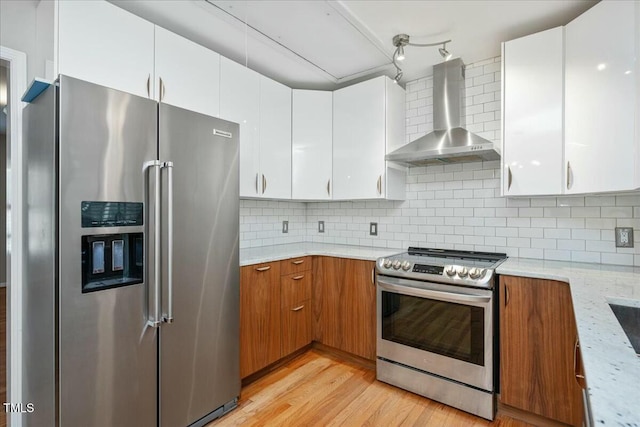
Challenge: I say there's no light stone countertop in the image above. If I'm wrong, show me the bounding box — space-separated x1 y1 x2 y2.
497 258 640 427
240 245 640 425
239 242 401 266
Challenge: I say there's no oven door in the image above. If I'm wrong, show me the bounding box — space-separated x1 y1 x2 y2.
377 275 493 392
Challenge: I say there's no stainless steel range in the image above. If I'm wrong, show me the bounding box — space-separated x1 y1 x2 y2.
375 247 507 420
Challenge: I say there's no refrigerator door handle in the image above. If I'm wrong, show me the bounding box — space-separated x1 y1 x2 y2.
146 160 162 328
162 161 174 324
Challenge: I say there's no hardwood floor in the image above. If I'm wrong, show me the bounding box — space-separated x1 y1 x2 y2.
208 349 533 427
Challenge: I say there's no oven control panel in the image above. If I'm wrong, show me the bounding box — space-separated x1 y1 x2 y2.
412 264 444 275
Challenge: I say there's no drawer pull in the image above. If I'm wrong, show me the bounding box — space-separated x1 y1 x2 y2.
291 305 304 312
292 275 304 280
292 260 304 265
255 266 271 272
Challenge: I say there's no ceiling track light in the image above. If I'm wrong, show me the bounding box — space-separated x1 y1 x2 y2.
391 34 452 83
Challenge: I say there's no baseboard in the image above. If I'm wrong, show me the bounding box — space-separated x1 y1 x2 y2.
311 342 376 371
497 400 572 427
241 344 312 387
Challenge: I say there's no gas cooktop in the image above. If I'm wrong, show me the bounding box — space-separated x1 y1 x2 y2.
376 247 507 289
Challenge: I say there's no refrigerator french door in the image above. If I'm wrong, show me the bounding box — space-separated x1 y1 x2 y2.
22 75 240 427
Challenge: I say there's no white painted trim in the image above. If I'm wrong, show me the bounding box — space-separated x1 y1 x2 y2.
0 45 27 427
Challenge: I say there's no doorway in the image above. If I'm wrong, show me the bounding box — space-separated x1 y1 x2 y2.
0 45 26 427
0 58 8 427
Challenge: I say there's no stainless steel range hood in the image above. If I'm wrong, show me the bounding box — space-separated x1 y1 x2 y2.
386 58 500 166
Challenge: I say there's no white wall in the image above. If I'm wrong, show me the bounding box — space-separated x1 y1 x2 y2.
0 0 39 82
241 56 640 267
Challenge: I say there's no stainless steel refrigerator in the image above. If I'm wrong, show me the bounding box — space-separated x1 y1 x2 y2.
22 75 240 426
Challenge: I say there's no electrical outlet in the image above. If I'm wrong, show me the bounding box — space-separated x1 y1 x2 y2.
282 220 288 234
318 221 324 233
615 227 634 248
370 222 378 236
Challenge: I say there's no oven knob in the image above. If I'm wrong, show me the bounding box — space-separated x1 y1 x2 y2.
401 261 411 271
445 266 456 277
457 267 468 278
392 260 402 270
383 258 392 269
469 268 480 279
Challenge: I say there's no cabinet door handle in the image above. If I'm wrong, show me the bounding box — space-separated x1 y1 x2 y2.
292 275 304 280
262 174 267 194
255 266 271 272
377 175 382 195
371 268 375 285
292 260 304 265
327 179 331 196
146 74 151 98
159 77 165 101
504 284 509 306
291 305 304 312
566 161 572 190
255 173 259 194
574 338 586 384
507 166 512 191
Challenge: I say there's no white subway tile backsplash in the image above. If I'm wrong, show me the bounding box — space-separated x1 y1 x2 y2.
240 56 640 267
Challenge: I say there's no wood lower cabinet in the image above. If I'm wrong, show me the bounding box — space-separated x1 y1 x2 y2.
241 259 313 378
240 262 281 378
281 269 312 355
313 257 376 360
500 275 584 426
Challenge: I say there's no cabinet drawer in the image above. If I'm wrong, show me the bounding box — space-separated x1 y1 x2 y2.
281 256 312 275
282 301 312 355
281 272 312 308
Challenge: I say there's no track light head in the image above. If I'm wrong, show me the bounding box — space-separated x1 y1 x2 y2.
439 44 452 61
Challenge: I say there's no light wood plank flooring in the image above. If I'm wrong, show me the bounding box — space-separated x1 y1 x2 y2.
208 349 532 427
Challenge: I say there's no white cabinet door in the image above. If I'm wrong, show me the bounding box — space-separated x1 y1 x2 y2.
333 77 386 200
259 76 292 199
565 1 637 194
220 57 261 198
154 26 220 117
292 90 333 200
58 0 154 98
384 79 407 200
502 27 564 196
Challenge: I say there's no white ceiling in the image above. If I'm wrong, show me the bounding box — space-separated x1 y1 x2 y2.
111 0 597 90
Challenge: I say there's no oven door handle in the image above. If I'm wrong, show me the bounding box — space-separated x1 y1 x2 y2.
377 278 491 305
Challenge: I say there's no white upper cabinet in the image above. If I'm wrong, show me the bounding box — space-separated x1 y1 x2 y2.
219 57 261 198
57 0 155 99
333 76 406 200
502 27 564 196
154 26 220 117
565 0 639 194
259 76 292 199
292 90 333 200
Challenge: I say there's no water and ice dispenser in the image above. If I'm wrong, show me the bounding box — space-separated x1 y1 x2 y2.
80 201 144 293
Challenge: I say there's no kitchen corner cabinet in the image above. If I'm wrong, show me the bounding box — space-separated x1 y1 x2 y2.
500 276 584 426
259 76 292 199
313 257 376 360
501 27 564 196
564 0 639 194
220 58 292 199
154 26 220 117
292 90 333 200
333 76 406 200
57 0 155 99
240 262 281 378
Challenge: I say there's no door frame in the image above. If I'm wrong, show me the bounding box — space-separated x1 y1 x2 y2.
1 45 27 427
